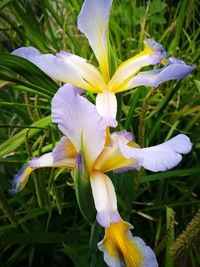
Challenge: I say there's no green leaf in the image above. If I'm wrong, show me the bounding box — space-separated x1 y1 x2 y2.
0 116 51 158
0 54 58 93
74 166 96 223
194 80 200 93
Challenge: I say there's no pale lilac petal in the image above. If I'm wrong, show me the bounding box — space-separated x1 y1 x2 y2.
11 165 33 193
90 171 120 227
96 90 118 127
133 236 158 267
29 152 75 169
77 0 112 81
127 57 195 89
119 134 192 172
52 136 77 163
12 47 91 90
107 39 166 92
52 84 106 172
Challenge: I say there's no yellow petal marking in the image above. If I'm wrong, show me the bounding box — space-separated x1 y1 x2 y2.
93 134 136 173
102 220 144 267
18 166 33 191
107 46 157 93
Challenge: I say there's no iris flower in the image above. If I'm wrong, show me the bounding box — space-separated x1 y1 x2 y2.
11 0 193 128
12 85 192 267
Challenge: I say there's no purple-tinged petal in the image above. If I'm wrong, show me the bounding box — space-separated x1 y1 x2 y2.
127 57 195 89
107 39 166 92
11 165 33 194
52 84 106 172
77 0 112 81
90 171 120 227
12 47 95 91
29 152 75 169
119 134 192 172
52 136 77 163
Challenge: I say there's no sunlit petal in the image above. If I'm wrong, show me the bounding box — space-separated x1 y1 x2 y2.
94 131 136 173
119 134 192 172
96 90 118 127
90 171 120 227
98 219 158 267
57 52 106 92
12 47 94 91
52 84 106 172
126 57 195 89
107 39 166 92
78 0 112 81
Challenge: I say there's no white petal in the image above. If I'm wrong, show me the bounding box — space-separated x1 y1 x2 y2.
78 0 112 81
57 52 106 92
52 85 106 172
90 171 120 227
119 134 192 172
96 89 118 127
12 47 91 90
29 152 75 169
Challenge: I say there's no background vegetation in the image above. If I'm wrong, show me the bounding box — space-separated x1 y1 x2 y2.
0 0 199 266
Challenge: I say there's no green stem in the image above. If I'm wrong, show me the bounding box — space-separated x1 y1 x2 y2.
138 87 157 147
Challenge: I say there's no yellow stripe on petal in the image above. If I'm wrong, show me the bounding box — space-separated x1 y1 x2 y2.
107 39 166 93
11 165 33 193
93 133 136 173
98 220 144 267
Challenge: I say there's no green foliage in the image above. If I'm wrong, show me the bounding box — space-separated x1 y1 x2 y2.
0 0 200 266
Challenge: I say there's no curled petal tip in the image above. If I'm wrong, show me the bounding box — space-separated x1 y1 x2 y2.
11 165 33 194
144 39 166 58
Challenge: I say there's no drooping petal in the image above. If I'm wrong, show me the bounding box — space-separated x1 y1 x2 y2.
12 47 96 91
93 131 136 173
11 165 33 194
90 171 120 227
96 89 118 127
126 57 195 89
57 52 106 92
119 134 192 172
98 219 158 267
107 39 166 93
52 84 106 172
11 137 77 194
77 0 112 82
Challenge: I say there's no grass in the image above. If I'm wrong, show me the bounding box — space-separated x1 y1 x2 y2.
0 0 200 266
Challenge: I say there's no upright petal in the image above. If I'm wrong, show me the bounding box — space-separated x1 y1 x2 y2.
98 219 158 267
96 89 118 127
78 0 112 82
90 171 120 227
107 39 166 92
52 85 106 172
126 57 195 89
119 134 192 172
12 47 95 91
